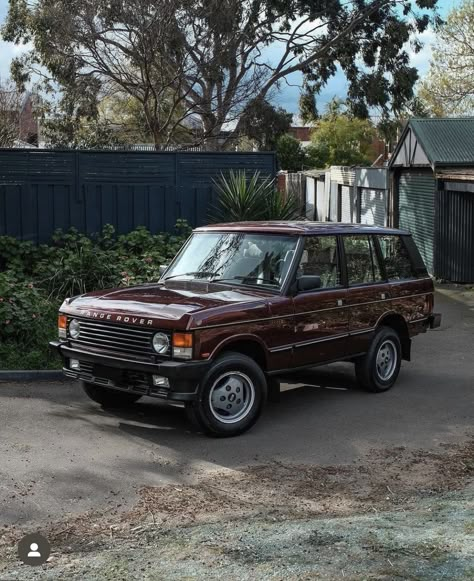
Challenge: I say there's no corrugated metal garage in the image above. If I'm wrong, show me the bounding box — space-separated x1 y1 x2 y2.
398 171 436 273
389 118 474 282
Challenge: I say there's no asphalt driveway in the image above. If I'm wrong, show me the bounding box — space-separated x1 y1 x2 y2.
1 290 473 527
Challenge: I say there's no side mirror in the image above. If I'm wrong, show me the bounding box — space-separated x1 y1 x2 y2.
297 275 321 292
159 264 169 276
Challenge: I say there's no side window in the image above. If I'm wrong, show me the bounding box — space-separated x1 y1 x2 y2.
298 236 342 289
378 235 416 280
343 235 383 285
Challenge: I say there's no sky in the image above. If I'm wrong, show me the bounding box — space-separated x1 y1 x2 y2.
0 0 461 115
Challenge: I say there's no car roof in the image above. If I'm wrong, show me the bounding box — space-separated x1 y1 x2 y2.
194 221 409 236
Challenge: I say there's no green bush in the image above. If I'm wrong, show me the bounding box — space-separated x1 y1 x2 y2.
0 272 61 369
276 134 305 172
34 237 121 300
0 236 42 278
23 221 192 299
0 221 191 369
0 272 54 343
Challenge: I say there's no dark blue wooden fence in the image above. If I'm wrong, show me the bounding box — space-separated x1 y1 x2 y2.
0 149 276 243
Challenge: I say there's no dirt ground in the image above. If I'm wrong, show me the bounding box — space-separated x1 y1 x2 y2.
1 439 473 580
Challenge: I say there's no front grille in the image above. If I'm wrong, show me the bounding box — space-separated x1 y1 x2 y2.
70 319 157 357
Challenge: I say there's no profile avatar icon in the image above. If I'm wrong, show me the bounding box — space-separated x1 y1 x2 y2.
27 542 41 558
18 533 50 566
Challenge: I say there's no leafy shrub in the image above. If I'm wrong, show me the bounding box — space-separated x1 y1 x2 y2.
0 236 42 278
0 221 191 368
276 134 305 171
0 272 60 370
35 241 121 299
212 170 301 222
29 221 190 298
0 272 57 345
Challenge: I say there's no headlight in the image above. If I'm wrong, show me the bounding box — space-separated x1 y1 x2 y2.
153 332 170 354
69 319 81 339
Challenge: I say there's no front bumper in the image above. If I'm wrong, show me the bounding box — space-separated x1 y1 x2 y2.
49 341 211 401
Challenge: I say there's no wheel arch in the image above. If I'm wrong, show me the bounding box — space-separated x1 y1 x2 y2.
210 335 269 371
377 312 411 361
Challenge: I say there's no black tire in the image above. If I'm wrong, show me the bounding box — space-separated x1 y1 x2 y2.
82 382 142 408
354 327 402 393
185 352 267 437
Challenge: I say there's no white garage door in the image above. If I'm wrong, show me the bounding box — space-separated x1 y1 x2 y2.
340 185 353 222
359 188 387 227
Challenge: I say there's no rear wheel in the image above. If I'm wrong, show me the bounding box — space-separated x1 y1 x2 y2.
355 327 402 393
82 382 142 408
186 352 267 437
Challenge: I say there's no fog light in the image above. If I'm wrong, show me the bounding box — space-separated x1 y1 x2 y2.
70 359 81 371
152 375 169 387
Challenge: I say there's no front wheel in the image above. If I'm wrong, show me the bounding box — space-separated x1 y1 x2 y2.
186 352 267 437
355 327 402 393
82 382 142 408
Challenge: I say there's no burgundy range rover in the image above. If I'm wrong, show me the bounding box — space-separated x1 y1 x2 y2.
51 222 441 437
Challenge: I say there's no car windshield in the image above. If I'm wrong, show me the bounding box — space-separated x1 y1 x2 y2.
163 232 298 291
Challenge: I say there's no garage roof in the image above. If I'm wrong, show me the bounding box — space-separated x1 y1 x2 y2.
390 118 474 168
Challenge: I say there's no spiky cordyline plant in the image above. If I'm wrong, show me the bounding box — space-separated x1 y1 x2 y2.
212 170 301 222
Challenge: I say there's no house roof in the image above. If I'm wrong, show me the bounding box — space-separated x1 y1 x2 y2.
395 118 474 168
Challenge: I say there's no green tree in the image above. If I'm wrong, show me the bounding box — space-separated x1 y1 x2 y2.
41 116 120 149
419 0 474 116
3 0 441 150
276 135 305 172
304 144 329 169
102 94 193 147
376 96 432 152
239 98 292 151
0 78 22 147
310 113 376 167
299 83 319 125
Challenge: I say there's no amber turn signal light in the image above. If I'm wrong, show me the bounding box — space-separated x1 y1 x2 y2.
172 332 193 348
172 332 193 359
58 314 67 339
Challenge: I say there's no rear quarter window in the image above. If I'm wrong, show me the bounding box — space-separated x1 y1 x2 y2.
377 235 427 280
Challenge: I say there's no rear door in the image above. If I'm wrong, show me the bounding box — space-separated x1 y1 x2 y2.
378 234 433 328
342 234 391 355
292 235 348 367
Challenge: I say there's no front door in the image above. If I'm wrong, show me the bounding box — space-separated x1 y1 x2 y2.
342 234 391 355
292 235 348 368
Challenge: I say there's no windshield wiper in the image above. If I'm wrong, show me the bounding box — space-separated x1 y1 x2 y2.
163 271 218 281
211 276 280 287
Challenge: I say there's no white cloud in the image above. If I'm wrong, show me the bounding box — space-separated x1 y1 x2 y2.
0 41 30 79
407 27 436 75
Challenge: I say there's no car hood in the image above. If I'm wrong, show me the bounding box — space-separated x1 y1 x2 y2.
60 282 272 330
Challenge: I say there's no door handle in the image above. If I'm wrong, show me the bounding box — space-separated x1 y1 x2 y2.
381 293 386 300
337 298 344 307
